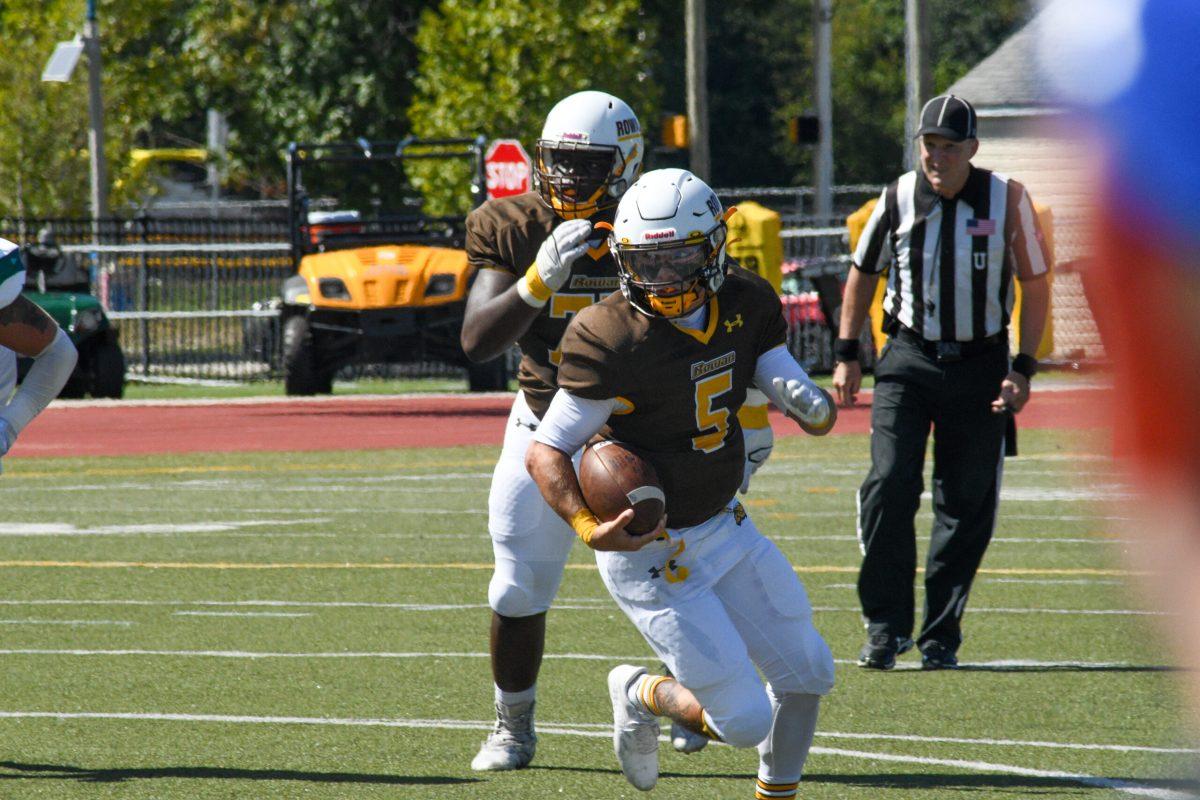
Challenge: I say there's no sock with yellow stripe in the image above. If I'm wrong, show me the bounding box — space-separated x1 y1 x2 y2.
755 690 820 800
627 673 670 716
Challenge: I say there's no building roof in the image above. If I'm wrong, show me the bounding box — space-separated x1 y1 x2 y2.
947 3 1067 111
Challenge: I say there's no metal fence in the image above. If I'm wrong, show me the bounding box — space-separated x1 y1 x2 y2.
1 197 1101 384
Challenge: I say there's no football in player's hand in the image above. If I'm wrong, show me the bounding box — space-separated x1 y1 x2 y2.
579 440 665 536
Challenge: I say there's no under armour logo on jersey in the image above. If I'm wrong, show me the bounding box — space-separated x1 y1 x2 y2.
723 314 743 333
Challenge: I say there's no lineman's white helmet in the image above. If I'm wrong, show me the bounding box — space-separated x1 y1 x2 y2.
534 91 644 220
604 169 732 319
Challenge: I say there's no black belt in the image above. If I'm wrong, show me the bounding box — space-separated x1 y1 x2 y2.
893 326 1006 362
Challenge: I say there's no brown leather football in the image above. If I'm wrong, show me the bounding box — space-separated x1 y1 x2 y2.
579 440 666 536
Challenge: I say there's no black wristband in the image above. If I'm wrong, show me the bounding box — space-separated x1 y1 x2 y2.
1012 353 1038 380
834 338 860 363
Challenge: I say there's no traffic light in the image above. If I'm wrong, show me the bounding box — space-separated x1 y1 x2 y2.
788 115 820 145
661 114 688 149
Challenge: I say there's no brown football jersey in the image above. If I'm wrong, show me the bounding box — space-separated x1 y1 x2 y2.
557 264 788 528
465 192 620 418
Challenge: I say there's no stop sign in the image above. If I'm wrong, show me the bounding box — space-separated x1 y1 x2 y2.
485 139 532 200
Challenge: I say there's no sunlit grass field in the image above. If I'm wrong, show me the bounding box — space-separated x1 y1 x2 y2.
0 429 1195 798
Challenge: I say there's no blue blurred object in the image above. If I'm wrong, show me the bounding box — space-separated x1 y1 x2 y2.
1096 1 1200 247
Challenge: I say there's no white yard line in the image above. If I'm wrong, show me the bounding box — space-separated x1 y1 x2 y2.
990 578 1125 585
824 578 1125 589
0 598 1157 616
0 649 1170 672
0 619 132 627
809 606 1167 616
771 534 1127 544
175 618 316 623
0 520 331 536
809 746 1193 800
0 711 1183 798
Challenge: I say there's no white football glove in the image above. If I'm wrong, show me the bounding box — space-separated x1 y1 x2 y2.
771 376 831 429
518 219 593 307
740 424 774 494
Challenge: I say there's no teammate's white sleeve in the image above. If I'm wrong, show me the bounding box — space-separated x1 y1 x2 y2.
754 345 830 426
0 329 77 459
532 390 619 454
738 386 774 494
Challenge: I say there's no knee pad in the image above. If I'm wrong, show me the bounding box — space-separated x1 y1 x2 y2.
702 674 773 749
767 624 836 697
712 690 773 748
488 557 556 618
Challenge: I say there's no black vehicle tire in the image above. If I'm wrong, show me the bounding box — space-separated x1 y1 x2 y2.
91 341 126 399
283 315 332 395
466 355 508 392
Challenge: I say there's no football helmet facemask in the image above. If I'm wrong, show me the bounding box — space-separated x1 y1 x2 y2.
534 91 644 220
606 169 732 319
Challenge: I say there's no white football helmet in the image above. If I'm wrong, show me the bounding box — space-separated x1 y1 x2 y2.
534 91 644 220
604 169 731 319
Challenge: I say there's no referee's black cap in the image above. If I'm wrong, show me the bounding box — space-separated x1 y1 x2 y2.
917 95 977 141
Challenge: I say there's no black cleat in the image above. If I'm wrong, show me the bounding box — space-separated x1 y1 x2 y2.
920 641 959 670
857 634 913 670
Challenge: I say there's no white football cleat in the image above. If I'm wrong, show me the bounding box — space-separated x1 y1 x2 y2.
608 664 660 791
470 700 536 771
671 720 709 754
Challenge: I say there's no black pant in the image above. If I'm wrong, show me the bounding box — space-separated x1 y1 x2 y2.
856 335 1009 651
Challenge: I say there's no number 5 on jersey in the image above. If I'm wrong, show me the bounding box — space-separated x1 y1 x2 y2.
692 369 732 453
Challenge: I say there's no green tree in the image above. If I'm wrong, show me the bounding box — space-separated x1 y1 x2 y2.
176 0 428 197
407 0 660 215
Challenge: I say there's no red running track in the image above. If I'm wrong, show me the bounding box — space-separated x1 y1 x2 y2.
10 387 1111 459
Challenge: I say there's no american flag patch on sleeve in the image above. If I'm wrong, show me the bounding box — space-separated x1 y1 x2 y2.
966 218 996 235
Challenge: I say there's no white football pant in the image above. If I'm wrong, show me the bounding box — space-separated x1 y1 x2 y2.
595 502 834 748
486 391 580 618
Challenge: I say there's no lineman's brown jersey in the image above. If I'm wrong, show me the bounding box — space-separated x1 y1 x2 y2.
465 192 619 418
556 265 788 528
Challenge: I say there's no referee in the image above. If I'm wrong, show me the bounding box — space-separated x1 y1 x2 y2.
833 94 1051 671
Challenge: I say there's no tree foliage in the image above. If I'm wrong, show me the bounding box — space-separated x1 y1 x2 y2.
0 0 189 216
0 0 1032 218
407 0 660 215
174 0 427 197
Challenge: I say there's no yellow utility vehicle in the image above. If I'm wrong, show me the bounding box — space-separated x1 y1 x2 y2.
280 137 507 394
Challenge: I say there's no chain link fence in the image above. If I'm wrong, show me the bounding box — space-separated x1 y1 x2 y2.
2 194 1101 384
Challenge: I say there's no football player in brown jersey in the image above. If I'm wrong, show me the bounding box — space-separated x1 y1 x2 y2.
0 238 77 473
460 91 645 772
526 169 837 796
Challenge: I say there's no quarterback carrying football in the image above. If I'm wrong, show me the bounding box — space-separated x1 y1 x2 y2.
526 169 836 796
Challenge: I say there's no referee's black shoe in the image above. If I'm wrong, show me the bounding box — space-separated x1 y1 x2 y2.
920 641 959 671
857 634 913 670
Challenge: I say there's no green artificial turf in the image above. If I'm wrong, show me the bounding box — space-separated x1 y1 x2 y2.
0 431 1193 798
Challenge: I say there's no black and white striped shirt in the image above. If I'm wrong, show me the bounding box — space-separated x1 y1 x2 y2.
853 166 1050 342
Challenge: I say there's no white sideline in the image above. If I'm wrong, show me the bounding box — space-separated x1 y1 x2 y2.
0 711 1185 798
